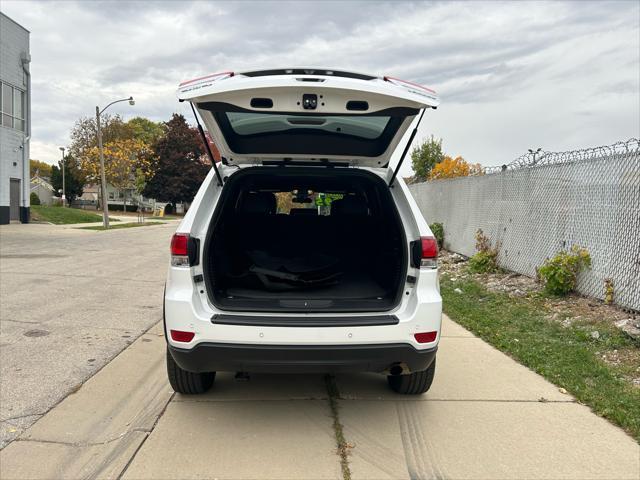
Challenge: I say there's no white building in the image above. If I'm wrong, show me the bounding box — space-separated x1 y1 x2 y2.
0 13 30 224
30 174 55 206
79 183 157 211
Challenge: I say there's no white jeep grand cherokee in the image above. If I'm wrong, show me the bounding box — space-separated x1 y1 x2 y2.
164 68 442 395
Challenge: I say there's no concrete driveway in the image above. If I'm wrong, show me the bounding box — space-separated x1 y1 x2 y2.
1 317 638 479
0 222 638 479
0 221 177 447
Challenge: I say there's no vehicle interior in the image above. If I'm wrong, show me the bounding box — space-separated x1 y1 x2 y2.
204 167 408 313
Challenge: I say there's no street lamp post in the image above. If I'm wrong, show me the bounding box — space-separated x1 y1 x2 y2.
95 96 135 228
59 147 65 207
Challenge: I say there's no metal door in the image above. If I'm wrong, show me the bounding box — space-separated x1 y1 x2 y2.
10 178 20 221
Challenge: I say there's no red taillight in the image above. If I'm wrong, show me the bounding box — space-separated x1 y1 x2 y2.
171 233 189 256
170 233 191 266
414 331 438 343
170 330 195 343
411 236 438 268
421 237 438 259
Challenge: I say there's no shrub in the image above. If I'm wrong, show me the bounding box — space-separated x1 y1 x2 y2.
604 278 614 304
30 192 41 205
537 246 591 296
429 222 444 249
468 228 499 273
468 250 499 273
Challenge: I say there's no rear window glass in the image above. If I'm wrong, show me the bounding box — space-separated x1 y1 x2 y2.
202 102 415 159
226 112 390 140
275 191 344 215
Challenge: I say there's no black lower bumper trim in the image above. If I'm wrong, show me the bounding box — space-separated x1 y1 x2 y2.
168 342 437 374
211 313 399 327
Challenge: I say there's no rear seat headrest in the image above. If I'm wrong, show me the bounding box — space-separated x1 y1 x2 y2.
331 196 368 216
241 192 277 215
290 208 317 216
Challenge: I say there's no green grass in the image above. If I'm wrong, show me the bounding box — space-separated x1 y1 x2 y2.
441 274 640 442
79 221 165 231
31 206 119 225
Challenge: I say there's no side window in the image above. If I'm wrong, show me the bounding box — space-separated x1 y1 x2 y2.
0 82 26 131
13 89 24 131
2 83 13 128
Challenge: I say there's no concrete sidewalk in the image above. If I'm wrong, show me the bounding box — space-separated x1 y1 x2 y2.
1 316 638 480
57 216 179 229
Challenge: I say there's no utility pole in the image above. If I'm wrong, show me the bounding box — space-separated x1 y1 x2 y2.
59 146 66 207
95 96 135 229
96 107 109 228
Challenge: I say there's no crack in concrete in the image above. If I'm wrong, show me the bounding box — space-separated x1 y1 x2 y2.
0 413 46 423
16 427 153 448
117 392 175 479
324 374 352 480
1 319 43 325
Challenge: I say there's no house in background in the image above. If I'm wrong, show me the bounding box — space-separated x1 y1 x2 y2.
30 173 54 205
0 13 31 224
79 183 156 211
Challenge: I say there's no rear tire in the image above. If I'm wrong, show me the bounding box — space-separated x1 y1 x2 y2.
387 358 436 395
166 348 215 394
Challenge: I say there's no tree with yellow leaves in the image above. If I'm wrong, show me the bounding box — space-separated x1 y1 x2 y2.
81 138 156 211
429 156 483 180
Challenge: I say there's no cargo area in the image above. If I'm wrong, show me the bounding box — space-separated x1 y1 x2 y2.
203 167 407 313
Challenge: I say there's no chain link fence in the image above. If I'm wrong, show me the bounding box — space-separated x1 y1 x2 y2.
408 139 640 311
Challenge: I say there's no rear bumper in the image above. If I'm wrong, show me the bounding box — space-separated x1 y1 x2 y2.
168 342 437 374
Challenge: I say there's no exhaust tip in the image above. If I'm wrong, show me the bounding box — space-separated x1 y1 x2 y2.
389 365 404 376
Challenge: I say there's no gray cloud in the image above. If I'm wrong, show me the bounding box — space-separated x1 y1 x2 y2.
1 0 638 176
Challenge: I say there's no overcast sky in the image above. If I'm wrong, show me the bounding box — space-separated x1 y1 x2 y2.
2 0 639 175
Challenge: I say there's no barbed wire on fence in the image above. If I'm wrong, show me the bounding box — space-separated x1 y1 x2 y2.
480 138 640 175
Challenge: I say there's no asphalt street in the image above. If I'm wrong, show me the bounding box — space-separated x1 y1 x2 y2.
0 222 638 479
0 221 177 448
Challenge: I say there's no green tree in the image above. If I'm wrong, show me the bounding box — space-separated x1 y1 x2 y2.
69 114 134 160
135 168 147 197
411 135 444 182
30 159 52 179
81 138 154 212
51 155 85 204
143 114 208 205
127 117 165 146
